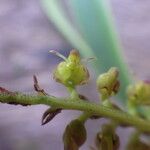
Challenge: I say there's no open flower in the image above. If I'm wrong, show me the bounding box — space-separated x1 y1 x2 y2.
53 50 89 88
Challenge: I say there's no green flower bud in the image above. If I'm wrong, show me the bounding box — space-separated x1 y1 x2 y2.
96 67 120 100
127 81 150 105
63 119 87 150
95 124 119 150
53 50 89 88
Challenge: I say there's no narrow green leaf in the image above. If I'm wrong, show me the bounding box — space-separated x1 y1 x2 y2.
41 0 95 57
69 0 132 100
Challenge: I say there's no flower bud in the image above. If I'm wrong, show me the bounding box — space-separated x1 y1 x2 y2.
63 119 87 150
95 124 120 150
127 81 150 105
96 67 120 100
53 50 89 88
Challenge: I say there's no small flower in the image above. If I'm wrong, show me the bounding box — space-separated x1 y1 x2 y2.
63 119 87 150
127 81 150 105
51 50 89 88
96 67 120 100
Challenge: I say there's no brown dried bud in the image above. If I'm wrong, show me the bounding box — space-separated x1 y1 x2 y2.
63 119 87 150
42 108 62 125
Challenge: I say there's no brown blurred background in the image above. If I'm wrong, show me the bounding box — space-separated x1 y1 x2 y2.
0 0 150 150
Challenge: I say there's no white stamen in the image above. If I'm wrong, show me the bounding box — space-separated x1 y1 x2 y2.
49 50 67 61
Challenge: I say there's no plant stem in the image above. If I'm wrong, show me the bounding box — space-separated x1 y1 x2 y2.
0 93 150 132
78 112 91 123
67 87 79 100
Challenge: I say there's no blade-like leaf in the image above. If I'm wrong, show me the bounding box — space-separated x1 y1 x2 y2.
68 0 132 100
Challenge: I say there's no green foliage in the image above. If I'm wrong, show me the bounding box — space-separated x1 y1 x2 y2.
1 50 150 150
41 0 132 102
40 0 150 122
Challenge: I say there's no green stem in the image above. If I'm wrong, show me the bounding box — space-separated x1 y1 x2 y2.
102 99 113 108
0 93 150 133
127 101 139 116
67 87 79 100
78 112 91 123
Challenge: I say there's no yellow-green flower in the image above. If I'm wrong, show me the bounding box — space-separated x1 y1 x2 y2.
127 81 150 105
53 50 89 88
